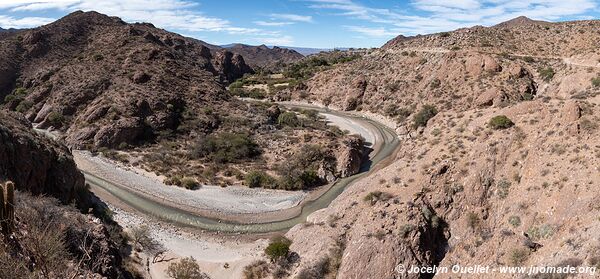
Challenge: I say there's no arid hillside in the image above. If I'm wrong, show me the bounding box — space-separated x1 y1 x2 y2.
224 44 304 70
0 109 134 278
271 17 600 278
290 17 599 133
0 11 253 149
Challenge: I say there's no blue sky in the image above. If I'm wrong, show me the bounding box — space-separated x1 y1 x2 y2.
0 0 599 48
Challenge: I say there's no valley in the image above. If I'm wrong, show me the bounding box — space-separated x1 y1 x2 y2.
1 6 600 279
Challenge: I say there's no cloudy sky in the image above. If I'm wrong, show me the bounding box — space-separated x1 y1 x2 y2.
0 0 598 48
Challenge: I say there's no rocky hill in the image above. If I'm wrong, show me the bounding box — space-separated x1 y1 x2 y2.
278 17 600 278
290 17 599 130
224 44 304 69
0 109 133 278
0 11 253 149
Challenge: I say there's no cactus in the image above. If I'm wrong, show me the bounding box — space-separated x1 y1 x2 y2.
0 181 15 235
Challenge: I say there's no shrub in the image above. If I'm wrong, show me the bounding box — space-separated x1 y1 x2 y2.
245 171 276 188
3 87 27 105
509 248 530 266
92 54 104 61
430 78 441 89
467 212 480 231
538 67 555 82
180 177 199 190
413 105 438 127
190 132 260 163
592 76 600 88
363 191 393 205
129 225 161 252
277 111 300 127
264 236 291 262
243 260 271 279
15 100 33 113
580 118 597 132
527 224 554 240
277 169 321 190
522 56 534 63
439 32 450 37
489 115 514 130
508 216 521 227
496 179 511 199
167 257 210 279
47 111 65 126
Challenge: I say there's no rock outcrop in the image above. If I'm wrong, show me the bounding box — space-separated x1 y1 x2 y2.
0 109 84 203
335 135 365 177
223 44 304 69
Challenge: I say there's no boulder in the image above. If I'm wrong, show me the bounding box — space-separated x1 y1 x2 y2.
335 136 365 177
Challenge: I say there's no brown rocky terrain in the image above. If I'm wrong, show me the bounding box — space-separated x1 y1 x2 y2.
0 109 135 278
0 12 364 190
0 109 84 203
0 11 253 149
224 44 304 70
263 17 600 279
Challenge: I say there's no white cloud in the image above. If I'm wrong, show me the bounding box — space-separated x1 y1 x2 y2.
257 35 294 46
0 0 266 35
345 26 397 37
308 0 598 37
270 13 313 23
254 20 294 26
0 15 54 28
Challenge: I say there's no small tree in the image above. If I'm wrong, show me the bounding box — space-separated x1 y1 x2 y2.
167 257 210 279
277 112 300 127
413 105 438 128
47 111 64 127
264 236 292 262
489 115 514 130
538 67 555 82
130 225 153 250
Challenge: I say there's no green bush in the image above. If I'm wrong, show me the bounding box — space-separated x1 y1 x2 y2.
467 212 480 231
592 76 600 88
180 177 199 190
277 111 300 127
538 67 555 82
508 216 521 227
277 169 321 191
496 179 511 199
489 115 514 130
413 105 438 127
167 257 209 279
190 133 260 163
245 171 276 188
47 111 65 126
509 248 530 266
363 191 393 205
264 236 291 262
15 100 33 113
3 87 27 104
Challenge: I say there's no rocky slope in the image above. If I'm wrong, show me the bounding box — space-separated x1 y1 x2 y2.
0 109 133 278
0 11 253 149
224 44 304 69
279 17 600 278
0 109 84 203
291 17 599 136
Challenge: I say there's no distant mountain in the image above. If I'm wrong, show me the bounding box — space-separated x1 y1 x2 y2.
494 16 549 28
280 46 333 56
221 43 304 69
0 27 23 33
